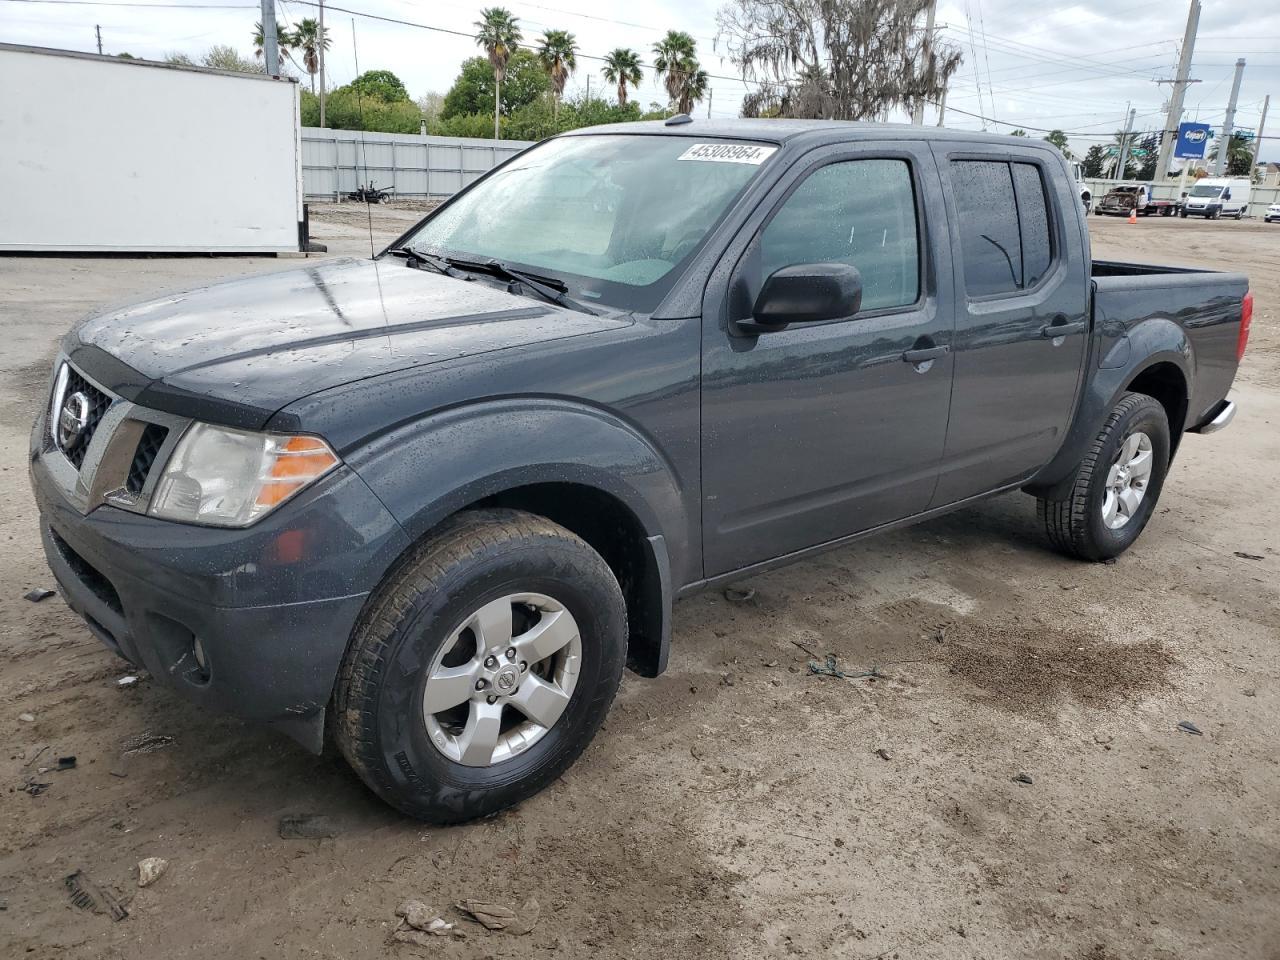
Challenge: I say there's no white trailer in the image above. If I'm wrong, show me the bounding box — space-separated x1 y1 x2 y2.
0 44 303 253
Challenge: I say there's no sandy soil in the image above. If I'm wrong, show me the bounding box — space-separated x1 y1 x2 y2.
0 212 1276 960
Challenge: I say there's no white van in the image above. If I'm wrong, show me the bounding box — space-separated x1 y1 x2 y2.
1181 177 1252 220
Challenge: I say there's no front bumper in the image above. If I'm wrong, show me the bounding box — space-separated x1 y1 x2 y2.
30 439 410 752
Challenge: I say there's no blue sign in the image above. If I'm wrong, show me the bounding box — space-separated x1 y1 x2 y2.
1175 122 1212 159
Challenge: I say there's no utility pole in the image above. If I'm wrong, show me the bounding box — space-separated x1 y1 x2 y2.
1154 0 1201 182
707 86 713 119
912 0 938 125
95 25 102 55
1214 58 1246 176
318 0 326 127
259 0 280 76
1116 104 1135 180
1249 94 1269 175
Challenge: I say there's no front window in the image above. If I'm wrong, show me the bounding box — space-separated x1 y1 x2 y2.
401 135 777 311
1188 184 1223 198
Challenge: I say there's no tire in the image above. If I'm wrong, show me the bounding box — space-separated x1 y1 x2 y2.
1036 392 1171 562
1210 207 1221 221
333 508 627 822
1179 210 1188 218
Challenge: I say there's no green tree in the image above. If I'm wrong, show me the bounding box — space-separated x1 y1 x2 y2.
1042 129 1071 158
537 29 578 120
351 69 410 102
475 7 523 139
602 48 642 107
202 44 262 74
164 51 195 66
252 20 298 71
1008 128 1027 137
1081 144 1106 178
300 86 421 133
291 18 329 95
442 51 548 120
652 30 697 114
1208 133 1254 177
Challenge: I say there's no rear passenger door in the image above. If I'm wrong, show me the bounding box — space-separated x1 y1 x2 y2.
929 148 1089 505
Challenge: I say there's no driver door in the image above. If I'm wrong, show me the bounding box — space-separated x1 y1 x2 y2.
699 142 956 577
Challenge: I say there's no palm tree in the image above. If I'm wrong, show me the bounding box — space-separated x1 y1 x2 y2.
291 18 329 95
680 66 708 114
474 7 522 140
252 20 297 70
538 30 577 120
1208 133 1254 177
601 47 642 107
652 30 697 115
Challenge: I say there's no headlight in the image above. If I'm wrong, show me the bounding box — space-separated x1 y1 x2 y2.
149 422 339 527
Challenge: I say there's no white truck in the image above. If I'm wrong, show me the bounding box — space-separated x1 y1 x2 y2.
1180 177 1252 220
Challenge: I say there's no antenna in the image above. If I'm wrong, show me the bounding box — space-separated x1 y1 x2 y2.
350 17 376 260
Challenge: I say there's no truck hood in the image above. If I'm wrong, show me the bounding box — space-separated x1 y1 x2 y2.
68 258 630 429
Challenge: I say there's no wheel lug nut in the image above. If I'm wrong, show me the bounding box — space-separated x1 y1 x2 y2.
486 695 497 705
505 647 517 660
475 679 488 691
519 661 528 672
484 655 498 669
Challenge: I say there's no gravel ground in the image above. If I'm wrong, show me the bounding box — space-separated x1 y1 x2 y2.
0 210 1276 960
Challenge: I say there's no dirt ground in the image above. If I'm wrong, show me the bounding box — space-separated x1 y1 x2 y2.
1 210 1277 960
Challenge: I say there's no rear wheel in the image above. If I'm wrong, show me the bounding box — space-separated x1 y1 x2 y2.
333 509 627 822
1037 393 1171 562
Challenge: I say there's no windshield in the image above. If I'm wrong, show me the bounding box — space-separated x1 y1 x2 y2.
400 134 775 311
1189 183 1223 198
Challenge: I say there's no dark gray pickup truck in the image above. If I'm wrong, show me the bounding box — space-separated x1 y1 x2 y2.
30 119 1252 822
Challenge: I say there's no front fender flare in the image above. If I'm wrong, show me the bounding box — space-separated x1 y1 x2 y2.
345 397 696 587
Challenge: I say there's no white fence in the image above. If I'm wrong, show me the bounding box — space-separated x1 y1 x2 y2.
301 128 534 200
1082 178 1279 219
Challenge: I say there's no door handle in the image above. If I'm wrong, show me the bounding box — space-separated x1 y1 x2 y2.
1041 321 1087 338
901 345 950 364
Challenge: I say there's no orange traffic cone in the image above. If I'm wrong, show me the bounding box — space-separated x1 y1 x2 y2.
1127 207 1138 224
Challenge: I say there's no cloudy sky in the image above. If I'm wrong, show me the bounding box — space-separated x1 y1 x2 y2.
2 0 1276 161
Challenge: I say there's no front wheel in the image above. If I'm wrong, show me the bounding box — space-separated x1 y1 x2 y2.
1036 393 1171 562
333 509 627 822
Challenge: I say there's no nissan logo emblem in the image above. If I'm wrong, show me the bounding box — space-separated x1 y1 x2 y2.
58 391 91 449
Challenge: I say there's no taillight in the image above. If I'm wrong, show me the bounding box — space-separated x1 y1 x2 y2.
1237 291 1253 361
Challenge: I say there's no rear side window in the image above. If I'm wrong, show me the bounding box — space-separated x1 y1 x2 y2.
761 158 920 311
951 158 1057 297
951 160 1022 297
1012 163 1052 287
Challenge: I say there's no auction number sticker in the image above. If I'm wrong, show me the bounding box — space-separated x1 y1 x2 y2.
677 143 778 165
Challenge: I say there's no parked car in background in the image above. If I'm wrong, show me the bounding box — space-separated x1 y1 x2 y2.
1072 161 1092 213
30 120 1251 822
1265 201 1280 223
1096 184 1177 217
1181 177 1252 219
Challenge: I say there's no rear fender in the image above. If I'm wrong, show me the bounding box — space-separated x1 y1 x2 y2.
1025 317 1191 500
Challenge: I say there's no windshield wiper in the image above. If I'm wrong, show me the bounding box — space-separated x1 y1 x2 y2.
443 257 599 315
387 247 465 279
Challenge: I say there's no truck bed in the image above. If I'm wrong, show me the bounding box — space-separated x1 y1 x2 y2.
1090 260 1249 430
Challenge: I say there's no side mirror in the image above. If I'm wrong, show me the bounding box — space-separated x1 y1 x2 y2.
738 263 863 335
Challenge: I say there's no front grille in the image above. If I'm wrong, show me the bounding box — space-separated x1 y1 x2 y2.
58 368 113 469
126 423 169 495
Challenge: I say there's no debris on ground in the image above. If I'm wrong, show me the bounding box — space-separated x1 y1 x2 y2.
456 897 539 935
808 654 885 682
121 733 173 756
875 748 893 761
278 813 339 839
1242 688 1256 697
23 588 55 603
1233 551 1264 561
137 857 169 888
18 713 35 723
720 672 735 687
723 586 756 603
55 756 76 771
1012 772 1034 785
65 870 128 921
20 776 51 796
1177 720 1204 736
117 675 140 688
